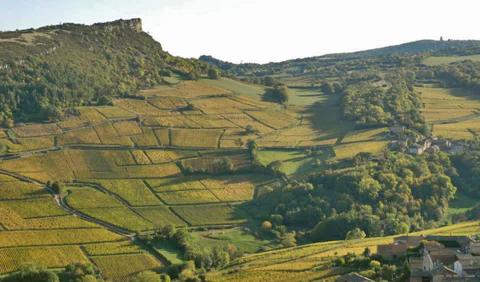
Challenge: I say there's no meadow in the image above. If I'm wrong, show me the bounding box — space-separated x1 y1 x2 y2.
256 149 333 175
423 54 480 66
201 77 267 98
332 141 389 160
173 204 248 226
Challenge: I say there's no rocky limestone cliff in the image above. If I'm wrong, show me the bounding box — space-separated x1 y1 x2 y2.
94 18 142 33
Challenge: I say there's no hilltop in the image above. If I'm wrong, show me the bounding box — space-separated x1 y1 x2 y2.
200 39 480 70
0 18 212 125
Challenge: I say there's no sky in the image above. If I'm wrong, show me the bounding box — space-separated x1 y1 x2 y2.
1 0 479 64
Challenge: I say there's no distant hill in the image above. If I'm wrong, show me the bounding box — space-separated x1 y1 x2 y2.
200 39 480 72
0 18 211 125
347 39 480 58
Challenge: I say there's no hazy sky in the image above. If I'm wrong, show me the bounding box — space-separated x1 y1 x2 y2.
1 0 479 63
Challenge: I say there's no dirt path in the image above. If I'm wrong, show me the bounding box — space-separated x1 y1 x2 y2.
0 169 134 239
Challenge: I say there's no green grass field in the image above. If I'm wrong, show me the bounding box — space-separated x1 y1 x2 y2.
423 55 480 66
201 77 268 98
333 141 389 161
449 190 480 215
341 128 388 143
288 87 338 106
256 149 334 175
172 204 248 226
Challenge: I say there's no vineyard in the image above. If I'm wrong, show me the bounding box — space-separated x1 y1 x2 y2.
0 74 404 280
208 221 480 282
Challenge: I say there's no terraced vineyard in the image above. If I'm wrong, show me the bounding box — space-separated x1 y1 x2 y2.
417 86 480 139
0 77 402 280
207 221 480 282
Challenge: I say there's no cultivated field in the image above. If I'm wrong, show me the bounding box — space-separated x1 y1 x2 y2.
208 221 480 282
92 254 163 282
0 75 412 279
142 81 232 99
170 128 223 148
173 204 247 226
423 55 480 66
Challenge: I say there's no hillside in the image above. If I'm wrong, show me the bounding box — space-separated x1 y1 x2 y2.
0 18 212 125
2 17 480 282
207 221 480 282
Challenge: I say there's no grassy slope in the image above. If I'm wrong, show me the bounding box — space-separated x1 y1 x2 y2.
423 54 480 66
417 86 480 139
201 77 267 98
256 149 334 175
208 220 480 282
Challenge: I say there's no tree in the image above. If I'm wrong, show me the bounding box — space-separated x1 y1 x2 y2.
281 233 297 247
381 265 397 281
345 228 366 240
51 181 63 194
98 96 113 106
270 214 284 226
224 244 241 260
264 76 276 86
129 271 161 282
160 224 176 239
320 81 335 94
369 260 381 271
188 71 200 81
271 84 289 104
77 276 99 282
267 160 283 172
210 157 234 174
261 221 273 232
353 152 373 165
184 102 196 111
208 68 220 79
247 139 258 152
64 262 100 281
245 125 258 134
3 263 59 282
212 247 230 268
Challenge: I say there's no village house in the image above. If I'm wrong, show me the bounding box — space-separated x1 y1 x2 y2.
426 145 441 154
410 250 458 282
407 235 480 281
377 243 409 259
408 144 425 155
390 126 406 135
429 248 458 268
454 254 480 277
471 242 480 255
432 138 452 150
425 236 474 250
394 235 426 248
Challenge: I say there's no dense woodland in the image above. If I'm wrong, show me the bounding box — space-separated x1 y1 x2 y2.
246 152 460 241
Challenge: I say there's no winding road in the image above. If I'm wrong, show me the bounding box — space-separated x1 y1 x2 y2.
0 169 134 239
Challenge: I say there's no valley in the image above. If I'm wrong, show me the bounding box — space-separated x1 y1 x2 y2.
1 17 480 282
